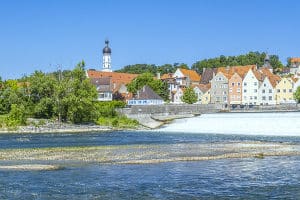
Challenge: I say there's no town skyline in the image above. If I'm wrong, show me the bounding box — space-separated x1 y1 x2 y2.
1 0 300 80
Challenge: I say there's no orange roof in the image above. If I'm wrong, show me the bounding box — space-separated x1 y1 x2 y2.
87 70 138 85
218 65 256 79
161 73 174 80
290 58 300 63
179 68 201 82
260 67 281 87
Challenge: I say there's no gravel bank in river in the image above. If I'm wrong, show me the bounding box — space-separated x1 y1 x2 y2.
1 141 299 165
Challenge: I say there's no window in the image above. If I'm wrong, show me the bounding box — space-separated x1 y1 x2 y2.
269 96 272 100
231 95 235 99
244 96 247 100
263 83 266 87
223 97 227 101
218 77 222 81
223 91 227 95
262 96 266 100
254 82 258 86
254 89 257 93
237 88 241 93
244 82 247 86
277 89 280 93
283 89 286 93
269 89 272 93
244 89 247 93
232 83 235 86
238 82 241 86
289 89 292 93
262 89 265 93
254 96 257 100
229 89 232 93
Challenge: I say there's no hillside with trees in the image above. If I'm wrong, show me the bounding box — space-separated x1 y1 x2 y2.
116 52 284 75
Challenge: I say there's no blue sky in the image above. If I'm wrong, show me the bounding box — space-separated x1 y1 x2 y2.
1 0 300 79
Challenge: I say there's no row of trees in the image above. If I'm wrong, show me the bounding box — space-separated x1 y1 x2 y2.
0 61 124 127
116 52 284 75
0 61 142 128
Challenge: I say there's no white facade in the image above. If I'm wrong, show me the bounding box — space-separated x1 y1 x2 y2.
242 70 260 105
102 54 111 72
258 77 276 105
173 69 186 86
173 88 184 104
193 86 204 104
127 99 164 105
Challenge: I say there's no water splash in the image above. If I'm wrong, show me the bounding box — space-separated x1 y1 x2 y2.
158 112 300 136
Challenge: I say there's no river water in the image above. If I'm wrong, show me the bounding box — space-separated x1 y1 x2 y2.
1 112 300 199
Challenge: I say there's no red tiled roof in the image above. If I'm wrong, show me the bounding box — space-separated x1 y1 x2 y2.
290 58 300 63
87 70 138 85
161 73 174 80
218 65 256 79
260 67 281 87
179 68 201 82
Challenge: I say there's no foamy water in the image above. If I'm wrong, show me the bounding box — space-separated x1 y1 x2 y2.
159 112 300 136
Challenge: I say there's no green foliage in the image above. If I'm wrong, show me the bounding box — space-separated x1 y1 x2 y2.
127 73 169 101
96 116 139 128
191 51 283 74
4 104 27 127
58 61 98 124
181 87 198 104
115 63 188 75
294 87 300 103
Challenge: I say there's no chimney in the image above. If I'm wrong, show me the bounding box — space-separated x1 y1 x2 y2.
156 72 161 79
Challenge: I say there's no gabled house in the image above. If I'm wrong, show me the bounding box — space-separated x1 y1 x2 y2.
275 77 295 104
127 85 164 105
228 73 243 105
200 68 218 84
87 69 138 101
91 77 113 101
173 68 201 87
258 77 276 105
242 69 263 105
201 86 211 104
289 58 300 77
210 72 229 104
194 84 211 104
160 73 178 101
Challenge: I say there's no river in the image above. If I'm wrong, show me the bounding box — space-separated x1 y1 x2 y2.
0 112 300 199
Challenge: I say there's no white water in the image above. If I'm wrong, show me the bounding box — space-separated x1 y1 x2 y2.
159 112 300 136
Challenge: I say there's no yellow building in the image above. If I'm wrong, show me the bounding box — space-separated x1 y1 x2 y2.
201 88 211 104
275 77 295 104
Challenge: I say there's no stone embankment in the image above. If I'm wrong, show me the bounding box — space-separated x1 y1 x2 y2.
117 104 221 128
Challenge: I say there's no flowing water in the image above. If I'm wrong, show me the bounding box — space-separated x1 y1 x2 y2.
1 112 300 199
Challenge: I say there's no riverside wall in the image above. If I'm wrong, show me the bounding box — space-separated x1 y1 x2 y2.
117 104 222 116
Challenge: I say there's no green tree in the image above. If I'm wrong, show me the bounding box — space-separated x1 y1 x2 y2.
5 104 27 127
58 61 98 123
294 87 300 103
127 73 169 101
181 87 197 104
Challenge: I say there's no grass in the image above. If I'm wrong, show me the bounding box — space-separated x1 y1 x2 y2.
96 115 139 128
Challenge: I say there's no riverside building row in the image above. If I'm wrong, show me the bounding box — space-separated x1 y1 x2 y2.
87 40 300 106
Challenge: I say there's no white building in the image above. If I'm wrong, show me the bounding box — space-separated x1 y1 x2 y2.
258 77 276 105
242 69 262 105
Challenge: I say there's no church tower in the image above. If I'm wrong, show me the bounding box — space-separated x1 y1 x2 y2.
102 40 112 72
263 53 273 73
